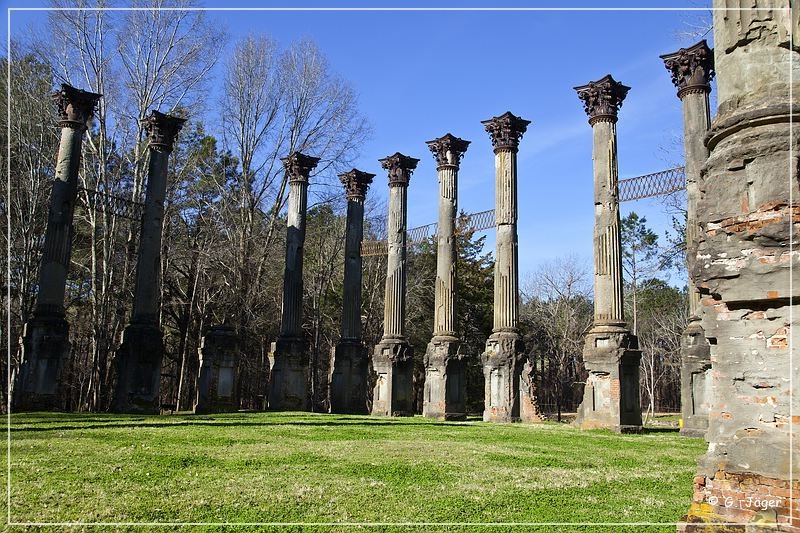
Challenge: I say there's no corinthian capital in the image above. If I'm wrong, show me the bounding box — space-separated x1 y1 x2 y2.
426 133 471 168
481 111 530 153
282 152 321 184
339 169 375 200
142 110 186 153
52 83 102 130
574 75 630 126
379 152 419 188
660 40 715 99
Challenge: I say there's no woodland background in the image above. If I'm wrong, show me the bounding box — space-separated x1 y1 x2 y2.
2 3 689 419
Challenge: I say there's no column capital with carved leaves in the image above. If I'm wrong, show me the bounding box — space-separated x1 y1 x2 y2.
574 75 630 126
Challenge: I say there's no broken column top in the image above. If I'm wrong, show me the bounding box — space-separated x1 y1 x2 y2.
426 133 471 168
660 40 715 98
52 83 102 130
339 168 375 200
142 110 187 153
282 151 321 184
481 111 530 152
379 152 419 187
574 75 630 125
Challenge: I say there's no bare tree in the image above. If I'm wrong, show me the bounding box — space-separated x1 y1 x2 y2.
675 6 713 43
522 255 593 420
635 281 687 423
303 203 347 411
218 34 282 351
0 50 61 409
263 39 370 249
113 3 226 356
217 34 369 395
30 0 226 409
41 1 123 409
117 0 225 201
621 212 659 335
9 9 369 412
160 123 228 411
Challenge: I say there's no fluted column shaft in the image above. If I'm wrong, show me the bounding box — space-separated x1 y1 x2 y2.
130 111 186 325
424 134 470 420
267 152 319 412
280 177 309 338
131 148 169 325
590 119 625 327
479 112 534 423
681 92 711 319
15 85 101 412
574 75 630 330
372 153 418 417
129 111 186 325
35 86 101 317
330 169 373 415
661 40 714 321
341 196 365 340
661 40 715 438
276 152 319 340
434 164 457 337
573 76 640 433
492 148 520 332
382 179 410 339
113 110 185 415
36 128 83 315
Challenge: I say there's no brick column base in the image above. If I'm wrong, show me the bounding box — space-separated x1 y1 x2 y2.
680 471 797 531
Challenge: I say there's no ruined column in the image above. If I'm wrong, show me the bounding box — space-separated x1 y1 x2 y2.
113 110 185 414
329 168 375 414
682 4 798 529
422 134 470 420
194 326 240 414
267 152 320 411
573 77 642 433
15 84 101 411
371 152 418 417
480 112 540 423
660 40 714 438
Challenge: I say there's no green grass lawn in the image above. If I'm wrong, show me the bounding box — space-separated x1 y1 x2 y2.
4 412 705 532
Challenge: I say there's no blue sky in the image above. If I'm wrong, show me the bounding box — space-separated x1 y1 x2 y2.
5 1 715 285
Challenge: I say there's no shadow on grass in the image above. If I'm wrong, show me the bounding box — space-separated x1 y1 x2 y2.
10 416 150 425
9 418 479 433
641 427 680 434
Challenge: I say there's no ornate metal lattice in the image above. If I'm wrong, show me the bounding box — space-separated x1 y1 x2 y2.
406 222 438 244
618 166 685 202
360 166 685 257
77 186 144 220
361 208 497 257
461 209 496 233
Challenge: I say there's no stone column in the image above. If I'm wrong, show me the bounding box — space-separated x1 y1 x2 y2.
14 84 101 411
682 4 797 529
267 152 320 411
480 112 540 423
194 326 240 414
113 110 185 414
371 152 418 417
660 40 714 438
422 134 470 420
573 76 642 433
330 168 375 414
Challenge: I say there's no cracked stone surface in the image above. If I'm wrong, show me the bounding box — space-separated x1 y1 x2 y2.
681 3 798 530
